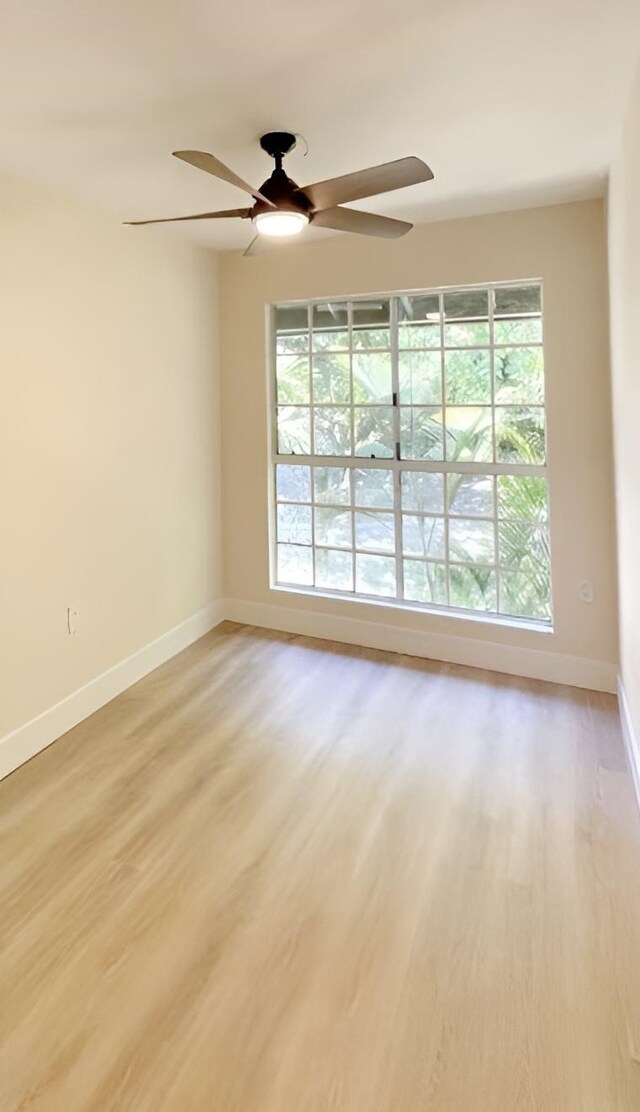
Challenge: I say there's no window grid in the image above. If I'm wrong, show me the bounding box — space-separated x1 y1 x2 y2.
439 289 450 606
390 296 403 600
489 290 500 614
271 282 551 625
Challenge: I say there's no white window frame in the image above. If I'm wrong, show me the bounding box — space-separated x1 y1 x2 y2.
267 280 553 631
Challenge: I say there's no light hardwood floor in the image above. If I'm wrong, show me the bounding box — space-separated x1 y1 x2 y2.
1 622 640 1110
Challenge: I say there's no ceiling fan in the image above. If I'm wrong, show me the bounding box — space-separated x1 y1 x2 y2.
125 131 434 255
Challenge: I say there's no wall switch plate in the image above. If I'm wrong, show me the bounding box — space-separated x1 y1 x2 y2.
579 581 594 604
67 606 79 634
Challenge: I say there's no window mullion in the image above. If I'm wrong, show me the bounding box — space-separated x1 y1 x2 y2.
348 301 355 459
390 297 403 600
489 288 500 615
273 453 546 478
348 303 356 591
308 304 317 586
270 304 281 588
308 302 314 457
440 291 451 606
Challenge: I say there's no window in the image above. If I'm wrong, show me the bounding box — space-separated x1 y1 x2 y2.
271 282 551 625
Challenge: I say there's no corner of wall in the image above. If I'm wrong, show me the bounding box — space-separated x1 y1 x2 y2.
619 678 640 813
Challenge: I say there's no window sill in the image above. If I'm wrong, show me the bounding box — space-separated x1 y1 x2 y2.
270 583 554 636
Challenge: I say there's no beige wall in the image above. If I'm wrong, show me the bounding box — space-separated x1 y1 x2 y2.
608 66 640 736
219 200 618 680
0 173 221 737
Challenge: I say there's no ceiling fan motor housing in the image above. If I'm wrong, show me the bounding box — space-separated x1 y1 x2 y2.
253 171 311 217
254 132 312 219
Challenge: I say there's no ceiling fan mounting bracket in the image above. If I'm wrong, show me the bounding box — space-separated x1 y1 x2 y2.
259 131 297 165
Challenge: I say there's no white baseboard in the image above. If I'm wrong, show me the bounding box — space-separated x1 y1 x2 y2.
618 678 640 813
0 601 225 781
224 597 617 694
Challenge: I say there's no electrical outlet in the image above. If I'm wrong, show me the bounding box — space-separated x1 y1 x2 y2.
67 606 79 635
579 581 594 604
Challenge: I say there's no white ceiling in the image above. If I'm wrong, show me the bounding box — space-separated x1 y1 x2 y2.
1 0 639 251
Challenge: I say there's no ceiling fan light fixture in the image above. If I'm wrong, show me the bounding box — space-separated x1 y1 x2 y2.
253 210 309 237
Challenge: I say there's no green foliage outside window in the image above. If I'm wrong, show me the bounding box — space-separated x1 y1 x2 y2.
272 284 551 622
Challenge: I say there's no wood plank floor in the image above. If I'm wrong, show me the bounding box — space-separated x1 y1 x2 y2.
1 622 640 1110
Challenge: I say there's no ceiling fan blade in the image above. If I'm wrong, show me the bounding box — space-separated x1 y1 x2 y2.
312 206 412 239
303 157 433 211
124 208 251 226
173 150 274 206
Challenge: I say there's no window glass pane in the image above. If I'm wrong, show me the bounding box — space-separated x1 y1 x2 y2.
404 560 447 605
312 353 350 404
397 293 441 322
277 407 311 454
401 471 444 514
314 466 351 505
400 407 444 460
276 464 311 503
276 305 309 354
493 317 542 345
398 294 441 348
447 473 493 517
355 510 395 553
314 507 352 548
402 515 445 559
499 569 551 621
277 354 310 404
354 407 394 458
449 566 496 611
277 504 312 545
313 329 350 351
399 349 441 404
443 289 489 320
449 518 495 564
352 328 389 349
445 407 492 462
277 543 313 585
313 407 352 456
312 303 349 350
398 322 441 349
498 521 550 571
494 285 541 317
494 347 544 404
354 468 394 508
497 475 548 523
495 407 545 464
355 554 396 597
351 299 390 349
444 350 491 403
352 352 392 403
315 548 353 592
444 321 490 348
